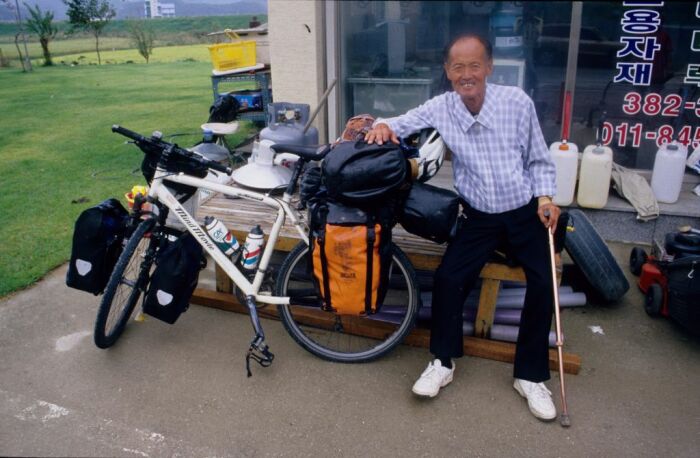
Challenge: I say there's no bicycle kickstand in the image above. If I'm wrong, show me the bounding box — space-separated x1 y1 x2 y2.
244 296 274 377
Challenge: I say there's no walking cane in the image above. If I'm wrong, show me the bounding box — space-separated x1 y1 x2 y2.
547 225 571 427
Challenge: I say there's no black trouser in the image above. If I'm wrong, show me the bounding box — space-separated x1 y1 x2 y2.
429 198 554 382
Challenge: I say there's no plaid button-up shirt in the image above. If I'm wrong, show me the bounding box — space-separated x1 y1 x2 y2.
381 84 556 214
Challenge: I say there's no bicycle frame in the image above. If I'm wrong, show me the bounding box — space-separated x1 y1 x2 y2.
147 167 309 305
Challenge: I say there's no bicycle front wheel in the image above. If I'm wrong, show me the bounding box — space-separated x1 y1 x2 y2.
94 218 157 349
275 241 420 363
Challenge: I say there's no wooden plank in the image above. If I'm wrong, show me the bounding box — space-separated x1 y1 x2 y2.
215 266 233 293
474 278 500 338
190 289 581 375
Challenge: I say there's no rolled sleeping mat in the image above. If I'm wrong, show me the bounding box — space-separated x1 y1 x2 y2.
418 306 559 326
463 321 559 347
420 290 586 310
463 291 587 309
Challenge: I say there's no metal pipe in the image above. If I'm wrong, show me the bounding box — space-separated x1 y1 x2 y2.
303 78 337 134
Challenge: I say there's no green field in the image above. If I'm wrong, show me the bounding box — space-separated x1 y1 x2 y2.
0 62 255 296
0 14 266 66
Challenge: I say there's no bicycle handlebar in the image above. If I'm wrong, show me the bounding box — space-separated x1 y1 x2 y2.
112 124 233 175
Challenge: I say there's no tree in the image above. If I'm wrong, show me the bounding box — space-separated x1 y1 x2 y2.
24 3 57 66
128 20 154 63
63 0 115 65
1 0 32 71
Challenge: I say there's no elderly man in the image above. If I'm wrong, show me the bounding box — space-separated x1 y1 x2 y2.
365 34 561 421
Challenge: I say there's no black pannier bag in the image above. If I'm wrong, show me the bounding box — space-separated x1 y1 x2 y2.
322 140 410 206
399 182 460 244
143 232 203 324
66 198 129 295
308 201 394 315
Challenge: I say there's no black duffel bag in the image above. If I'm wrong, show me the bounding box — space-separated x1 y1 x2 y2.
399 182 459 244
66 198 129 295
323 140 410 206
143 232 203 324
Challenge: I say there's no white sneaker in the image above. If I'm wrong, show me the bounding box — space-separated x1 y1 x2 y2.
412 359 455 397
513 378 557 421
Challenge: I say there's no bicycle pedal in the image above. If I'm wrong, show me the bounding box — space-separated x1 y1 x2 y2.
245 346 274 377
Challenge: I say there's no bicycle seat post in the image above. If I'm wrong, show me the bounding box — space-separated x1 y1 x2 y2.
282 158 307 203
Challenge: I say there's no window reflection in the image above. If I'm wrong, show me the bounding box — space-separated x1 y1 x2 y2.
339 1 571 143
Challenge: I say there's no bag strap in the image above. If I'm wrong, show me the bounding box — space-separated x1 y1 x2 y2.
317 206 332 310
318 230 332 310
365 222 376 315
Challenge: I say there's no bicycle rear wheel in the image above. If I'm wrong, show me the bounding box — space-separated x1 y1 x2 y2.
94 218 157 349
275 241 420 363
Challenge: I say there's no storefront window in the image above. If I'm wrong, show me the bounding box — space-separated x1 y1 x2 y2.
338 1 571 141
573 1 700 169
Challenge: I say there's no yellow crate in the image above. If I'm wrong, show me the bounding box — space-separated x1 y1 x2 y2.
207 29 256 71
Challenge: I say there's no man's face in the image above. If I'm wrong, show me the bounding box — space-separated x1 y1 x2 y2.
444 37 493 110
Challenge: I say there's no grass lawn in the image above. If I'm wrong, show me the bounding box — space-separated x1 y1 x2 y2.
0 14 267 66
0 62 255 296
56 43 212 65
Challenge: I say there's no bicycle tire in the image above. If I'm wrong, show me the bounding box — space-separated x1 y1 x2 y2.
275 241 420 363
94 218 157 349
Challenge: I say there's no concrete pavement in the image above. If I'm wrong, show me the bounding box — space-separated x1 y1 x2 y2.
1 242 699 457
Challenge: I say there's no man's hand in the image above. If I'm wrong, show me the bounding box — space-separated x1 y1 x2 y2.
537 199 560 233
364 123 399 145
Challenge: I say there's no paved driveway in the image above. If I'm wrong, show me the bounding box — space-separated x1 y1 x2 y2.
1 243 698 457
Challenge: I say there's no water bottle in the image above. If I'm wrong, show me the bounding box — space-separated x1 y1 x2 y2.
241 225 264 271
204 216 240 260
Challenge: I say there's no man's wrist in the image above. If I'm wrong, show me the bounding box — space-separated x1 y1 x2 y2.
537 196 553 206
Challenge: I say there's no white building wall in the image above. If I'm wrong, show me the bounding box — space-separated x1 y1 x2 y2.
268 0 327 141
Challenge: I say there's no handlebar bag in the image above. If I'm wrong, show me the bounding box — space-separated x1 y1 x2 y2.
143 232 203 324
399 182 459 244
141 150 209 203
66 198 129 295
309 201 392 315
322 140 409 207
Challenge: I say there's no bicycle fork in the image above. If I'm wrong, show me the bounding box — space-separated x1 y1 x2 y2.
244 295 274 377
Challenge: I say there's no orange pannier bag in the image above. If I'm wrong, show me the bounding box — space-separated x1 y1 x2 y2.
310 202 391 315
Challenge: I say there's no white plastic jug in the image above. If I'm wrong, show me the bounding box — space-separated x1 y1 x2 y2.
550 140 579 206
577 144 613 208
651 141 688 203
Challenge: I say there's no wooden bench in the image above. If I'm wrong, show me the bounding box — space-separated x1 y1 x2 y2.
190 171 580 374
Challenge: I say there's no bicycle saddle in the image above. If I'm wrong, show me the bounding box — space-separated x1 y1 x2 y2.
270 143 331 162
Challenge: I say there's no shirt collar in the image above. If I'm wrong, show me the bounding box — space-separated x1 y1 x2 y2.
449 84 494 131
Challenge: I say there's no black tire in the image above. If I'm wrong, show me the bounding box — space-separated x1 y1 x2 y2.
629 247 648 276
645 283 663 317
564 210 629 302
94 218 157 348
275 241 420 363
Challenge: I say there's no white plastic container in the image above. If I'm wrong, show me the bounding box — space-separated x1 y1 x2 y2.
550 140 579 206
651 141 688 203
577 144 613 208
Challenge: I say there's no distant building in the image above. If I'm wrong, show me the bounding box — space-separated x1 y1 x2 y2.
144 0 175 19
